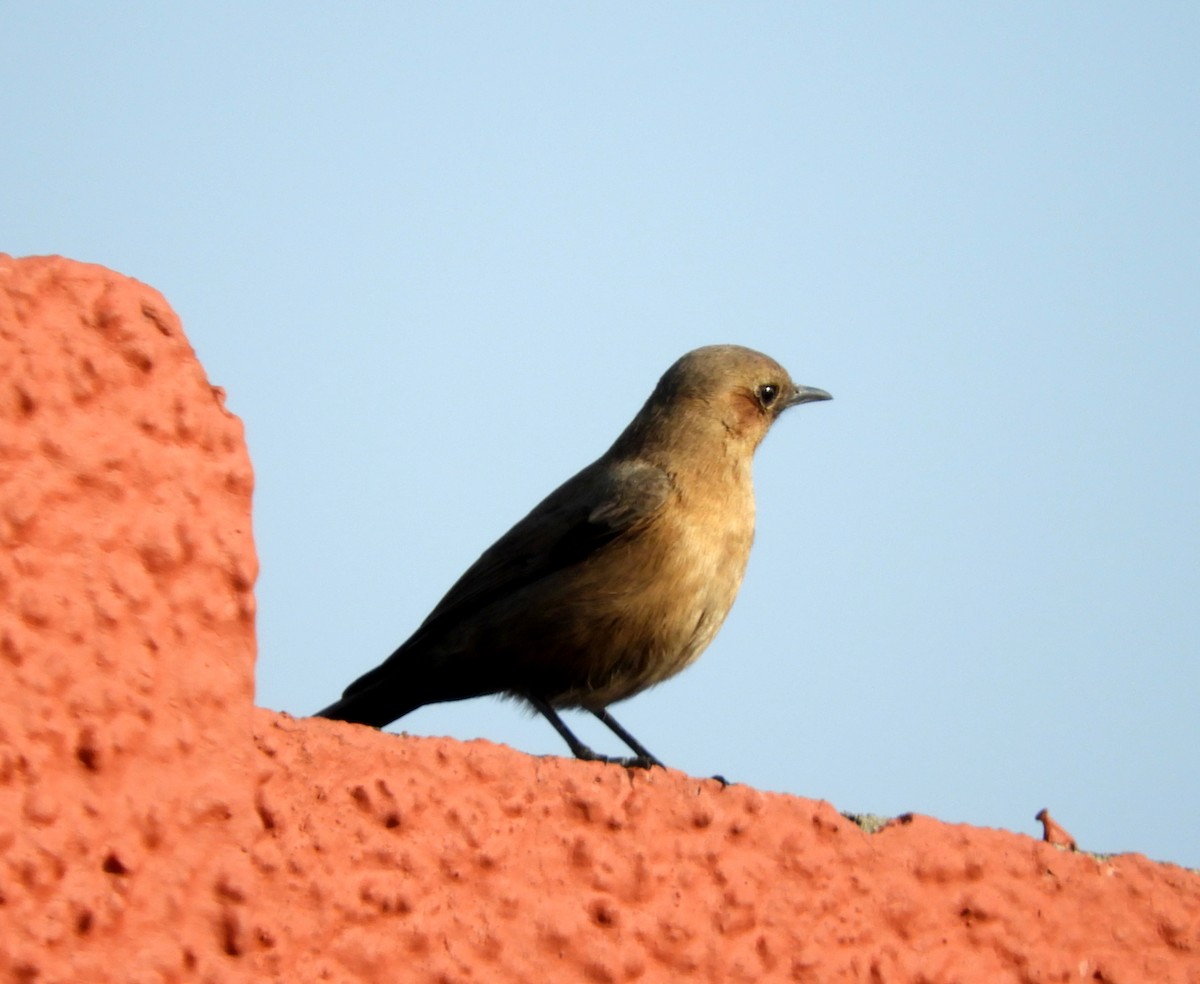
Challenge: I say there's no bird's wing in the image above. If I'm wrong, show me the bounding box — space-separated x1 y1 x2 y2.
341 458 671 696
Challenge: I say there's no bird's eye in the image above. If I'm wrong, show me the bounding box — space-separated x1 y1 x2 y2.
757 383 780 408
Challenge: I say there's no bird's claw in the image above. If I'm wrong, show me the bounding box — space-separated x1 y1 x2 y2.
570 745 661 770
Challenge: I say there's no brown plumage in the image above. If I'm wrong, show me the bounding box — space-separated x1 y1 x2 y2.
315 345 830 767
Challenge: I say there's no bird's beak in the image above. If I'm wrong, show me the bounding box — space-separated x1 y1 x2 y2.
786 384 832 408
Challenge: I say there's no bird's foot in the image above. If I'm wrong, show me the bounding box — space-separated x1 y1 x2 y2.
573 746 661 770
621 753 663 770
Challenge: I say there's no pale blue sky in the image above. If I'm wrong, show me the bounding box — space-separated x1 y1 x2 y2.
4 4 1197 867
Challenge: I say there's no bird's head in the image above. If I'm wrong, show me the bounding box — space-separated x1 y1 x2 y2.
636 344 831 454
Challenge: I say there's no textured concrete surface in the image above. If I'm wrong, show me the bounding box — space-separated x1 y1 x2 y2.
2 255 1198 983
258 717 1200 983
0 254 258 983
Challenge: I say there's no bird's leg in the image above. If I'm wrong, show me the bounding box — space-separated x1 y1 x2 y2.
527 694 603 760
525 695 658 769
590 708 665 769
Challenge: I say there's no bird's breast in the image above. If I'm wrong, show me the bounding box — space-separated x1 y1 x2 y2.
562 468 756 706
658 472 756 657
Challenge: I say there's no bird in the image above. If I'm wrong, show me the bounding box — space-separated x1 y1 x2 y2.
315 344 830 768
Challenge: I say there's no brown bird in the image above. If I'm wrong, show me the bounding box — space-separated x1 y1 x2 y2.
316 345 830 767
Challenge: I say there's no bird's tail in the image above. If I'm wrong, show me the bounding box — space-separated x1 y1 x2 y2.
313 646 506 728
313 683 425 729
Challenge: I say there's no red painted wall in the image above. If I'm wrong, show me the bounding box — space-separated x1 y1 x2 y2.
2 256 1196 983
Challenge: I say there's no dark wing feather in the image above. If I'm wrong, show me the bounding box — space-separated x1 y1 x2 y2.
340 458 671 699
